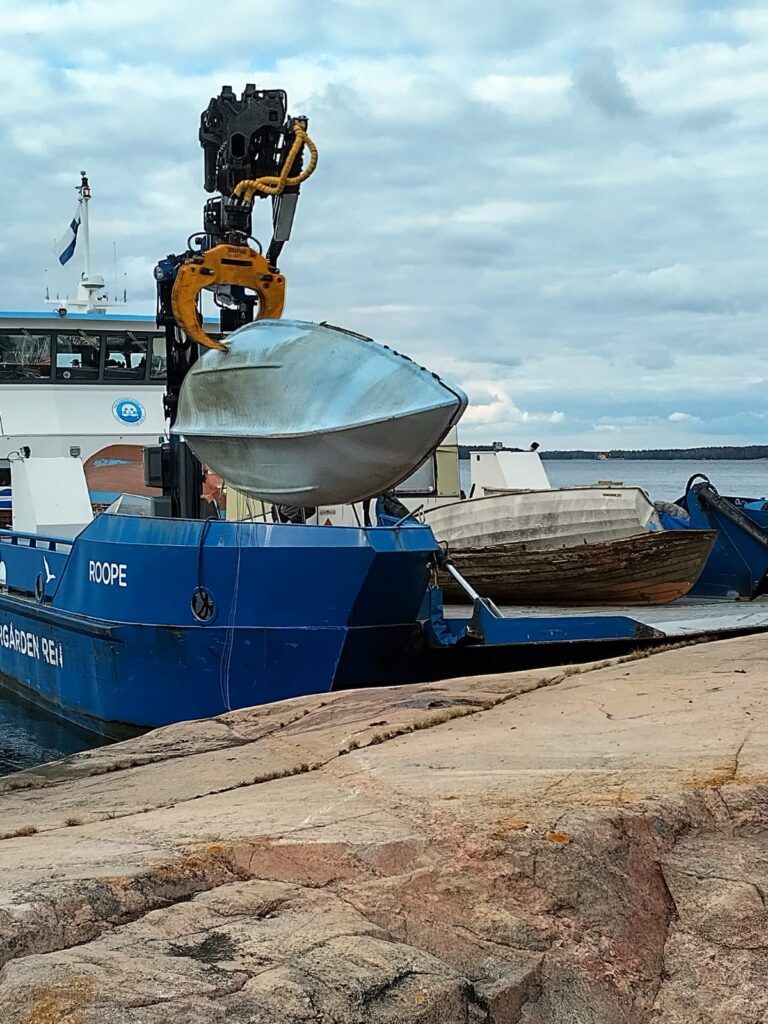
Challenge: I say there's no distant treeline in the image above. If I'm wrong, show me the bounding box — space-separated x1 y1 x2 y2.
540 446 768 461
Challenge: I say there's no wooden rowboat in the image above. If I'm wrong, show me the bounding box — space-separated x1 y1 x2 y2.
440 529 718 605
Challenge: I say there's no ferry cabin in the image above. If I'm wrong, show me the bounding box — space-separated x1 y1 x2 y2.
0 312 168 510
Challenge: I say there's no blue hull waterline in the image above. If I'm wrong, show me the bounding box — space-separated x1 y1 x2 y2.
0 514 439 735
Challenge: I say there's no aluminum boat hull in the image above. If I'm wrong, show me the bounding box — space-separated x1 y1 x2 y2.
174 319 467 505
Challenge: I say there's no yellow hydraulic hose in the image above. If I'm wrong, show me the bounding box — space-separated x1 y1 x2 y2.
233 122 318 202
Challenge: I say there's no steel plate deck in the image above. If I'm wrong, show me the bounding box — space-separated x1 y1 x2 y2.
443 597 768 640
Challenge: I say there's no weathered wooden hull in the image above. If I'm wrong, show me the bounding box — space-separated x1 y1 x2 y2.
440 529 718 605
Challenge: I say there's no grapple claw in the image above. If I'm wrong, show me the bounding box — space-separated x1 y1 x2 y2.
170 243 285 350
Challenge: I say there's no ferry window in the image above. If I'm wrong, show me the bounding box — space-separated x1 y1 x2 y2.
55 334 100 380
104 333 148 380
150 335 167 380
0 332 51 379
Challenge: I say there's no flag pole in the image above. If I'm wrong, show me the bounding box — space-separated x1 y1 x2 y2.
79 171 91 280
46 171 126 313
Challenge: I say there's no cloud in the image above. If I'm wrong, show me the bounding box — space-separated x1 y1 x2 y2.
634 349 676 371
572 49 641 119
668 411 701 423
462 384 565 428
544 263 764 314
472 73 571 122
0 0 765 451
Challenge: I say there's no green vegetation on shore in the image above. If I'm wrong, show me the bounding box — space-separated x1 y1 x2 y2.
540 446 768 461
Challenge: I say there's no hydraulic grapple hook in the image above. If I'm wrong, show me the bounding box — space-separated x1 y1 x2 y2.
170 243 286 350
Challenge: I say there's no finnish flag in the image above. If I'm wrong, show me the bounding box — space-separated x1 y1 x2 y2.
54 206 81 265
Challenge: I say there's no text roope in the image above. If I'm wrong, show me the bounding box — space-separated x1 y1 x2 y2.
88 560 128 587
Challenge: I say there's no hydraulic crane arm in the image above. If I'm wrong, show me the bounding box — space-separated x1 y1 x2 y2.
150 84 317 517
198 86 315 269
156 85 317 354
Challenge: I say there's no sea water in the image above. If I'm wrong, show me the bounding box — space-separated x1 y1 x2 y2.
3 457 768 776
0 690 104 776
459 458 768 503
543 458 768 503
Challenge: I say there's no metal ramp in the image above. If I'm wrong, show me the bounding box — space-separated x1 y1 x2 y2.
436 596 768 648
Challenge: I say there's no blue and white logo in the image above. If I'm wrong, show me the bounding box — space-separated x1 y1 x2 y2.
112 398 146 426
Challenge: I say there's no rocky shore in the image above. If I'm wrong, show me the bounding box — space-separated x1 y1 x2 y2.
0 634 767 1022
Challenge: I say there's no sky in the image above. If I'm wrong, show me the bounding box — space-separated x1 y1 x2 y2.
0 0 766 451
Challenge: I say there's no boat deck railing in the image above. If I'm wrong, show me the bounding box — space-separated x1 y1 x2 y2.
0 529 73 552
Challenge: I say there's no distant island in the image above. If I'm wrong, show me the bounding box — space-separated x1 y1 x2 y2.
458 443 768 461
540 446 768 461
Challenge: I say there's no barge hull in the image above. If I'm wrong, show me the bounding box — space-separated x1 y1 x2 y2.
0 514 439 734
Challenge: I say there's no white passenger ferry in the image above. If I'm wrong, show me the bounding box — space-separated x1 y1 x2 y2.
0 175 168 516
0 311 167 507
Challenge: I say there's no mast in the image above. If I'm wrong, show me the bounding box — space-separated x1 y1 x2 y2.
46 171 127 316
79 171 92 280
75 170 103 309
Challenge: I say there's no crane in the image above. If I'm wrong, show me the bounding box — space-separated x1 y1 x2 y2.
149 85 317 517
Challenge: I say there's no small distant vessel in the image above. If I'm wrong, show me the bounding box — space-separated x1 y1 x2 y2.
439 529 717 605
175 319 467 505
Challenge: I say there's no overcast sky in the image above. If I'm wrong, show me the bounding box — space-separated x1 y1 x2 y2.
1 0 766 450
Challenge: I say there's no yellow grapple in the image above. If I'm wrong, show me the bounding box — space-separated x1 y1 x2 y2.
170 244 285 351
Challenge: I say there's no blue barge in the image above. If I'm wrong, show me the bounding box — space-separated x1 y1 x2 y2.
7 503 768 737
0 512 438 735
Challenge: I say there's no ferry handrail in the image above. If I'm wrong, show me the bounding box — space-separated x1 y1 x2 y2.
0 528 73 551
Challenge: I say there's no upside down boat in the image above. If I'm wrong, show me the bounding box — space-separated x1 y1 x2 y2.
423 483 663 549
175 319 468 506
